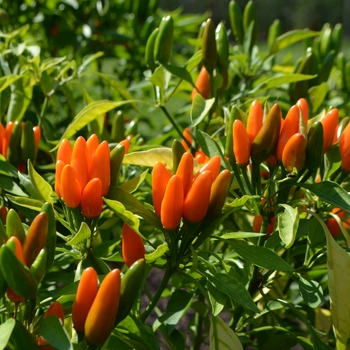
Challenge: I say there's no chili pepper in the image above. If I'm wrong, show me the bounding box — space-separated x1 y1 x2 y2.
57 138 72 165
152 161 172 217
326 208 350 237
331 23 343 55
29 248 47 283
225 106 242 163
183 170 213 222
60 164 82 208
305 121 324 173
319 23 332 59
246 100 263 146
115 258 146 325
202 18 217 71
172 139 186 174
0 123 4 156
89 141 110 196
215 21 229 90
175 152 194 198
160 175 184 230
122 223 146 267
23 212 48 267
118 138 130 153
109 144 125 188
318 50 336 84
194 154 221 182
154 16 174 64
2 121 14 157
33 125 41 153
243 0 258 46
145 27 159 70
86 134 99 174
229 0 244 44
206 169 232 219
44 301 64 324
296 98 308 125
72 267 99 333
276 104 300 161
6 209 26 243
7 121 22 167
195 150 210 164
0 244 38 299
282 133 307 172
191 66 210 101
7 236 26 264
41 202 56 268
181 127 193 151
233 119 250 166
84 269 121 345
340 121 350 172
71 136 89 191
251 103 281 164
320 108 339 154
111 111 125 143
20 121 36 164
336 116 349 143
267 19 281 51
0 215 6 245
253 214 276 236
81 178 103 218
54 160 65 198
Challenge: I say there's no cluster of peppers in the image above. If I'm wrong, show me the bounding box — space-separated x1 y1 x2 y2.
0 121 41 171
152 150 232 230
0 203 55 303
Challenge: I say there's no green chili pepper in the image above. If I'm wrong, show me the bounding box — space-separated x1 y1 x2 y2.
331 23 343 55
145 27 159 71
0 244 38 299
229 0 243 44
41 202 56 268
215 21 229 90
141 16 156 42
115 258 146 325
319 23 332 59
109 144 125 188
154 16 174 64
20 120 36 163
251 103 281 164
318 50 335 84
10 320 40 350
7 121 22 167
6 209 26 243
0 218 7 246
29 248 47 283
304 121 324 173
202 18 217 71
243 0 258 46
172 139 186 174
111 111 125 143
267 19 281 51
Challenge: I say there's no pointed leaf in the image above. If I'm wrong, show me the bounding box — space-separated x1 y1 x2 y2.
207 282 227 316
309 83 329 114
190 94 215 127
28 161 53 202
0 318 15 350
145 243 169 263
6 195 43 211
163 63 194 85
66 222 91 245
278 204 299 248
123 148 173 169
0 75 22 93
299 276 323 309
119 169 148 193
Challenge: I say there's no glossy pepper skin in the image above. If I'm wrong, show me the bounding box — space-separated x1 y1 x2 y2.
41 202 56 268
121 223 146 267
229 0 244 44
6 208 26 243
84 269 121 345
282 133 307 172
191 66 210 101
81 178 103 218
233 119 250 166
320 108 339 154
175 151 194 198
154 16 174 64
305 122 324 173
152 161 172 217
202 18 218 71
109 144 125 188
145 28 159 71
246 100 263 146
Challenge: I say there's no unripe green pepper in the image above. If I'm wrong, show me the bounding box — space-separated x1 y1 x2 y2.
267 19 281 51
305 121 324 173
229 0 244 44
202 18 217 71
331 23 343 54
7 121 22 167
154 16 174 64
109 144 125 188
243 0 258 46
29 248 47 283
318 50 335 84
111 111 125 143
145 27 159 71
20 120 36 163
6 209 26 243
172 139 186 174
215 21 229 90
0 244 38 299
251 103 281 164
41 202 56 268
115 258 146 325
319 23 332 59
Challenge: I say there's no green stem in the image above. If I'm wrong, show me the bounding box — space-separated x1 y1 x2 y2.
192 294 205 350
240 165 253 195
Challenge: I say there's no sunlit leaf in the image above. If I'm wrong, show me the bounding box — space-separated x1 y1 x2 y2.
123 148 173 169
191 94 215 127
309 83 329 114
278 204 299 248
145 243 168 263
0 318 15 350
66 222 91 245
299 276 323 308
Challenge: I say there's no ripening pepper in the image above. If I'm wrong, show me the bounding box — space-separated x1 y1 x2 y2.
121 223 146 267
233 119 250 166
202 18 218 71
172 139 186 173
282 133 307 172
191 66 210 101
41 202 56 268
194 154 221 182
2 121 14 158
215 21 229 90
175 151 194 198
152 161 172 217
225 106 242 164
320 108 339 154
181 127 193 151
305 122 324 173
246 100 263 146
6 121 22 167
296 98 308 125
110 144 126 187
6 209 26 243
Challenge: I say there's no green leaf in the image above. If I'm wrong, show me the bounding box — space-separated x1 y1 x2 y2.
27 161 53 202
6 195 43 211
162 63 194 85
207 282 227 316
190 94 215 127
0 318 15 350
0 175 27 196
308 83 329 114
226 195 256 208
210 316 243 350
66 222 91 245
228 241 294 272
39 315 73 350
269 29 320 54
145 243 168 263
148 66 165 106
119 169 148 193
40 57 66 73
0 75 22 93
220 232 264 239
298 276 323 309
77 52 104 76
204 270 259 313
123 148 173 169
278 204 299 249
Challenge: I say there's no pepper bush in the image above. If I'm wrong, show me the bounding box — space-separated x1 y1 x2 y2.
0 1 350 349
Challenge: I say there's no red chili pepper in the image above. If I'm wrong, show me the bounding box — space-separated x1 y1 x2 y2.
160 175 184 230
81 178 103 218
71 136 89 191
246 100 263 146
152 162 172 217
253 214 276 237
84 269 121 345
175 152 194 198
183 170 212 222
33 126 41 152
296 98 308 125
44 301 65 324
191 66 210 101
282 133 307 172
276 104 300 161
0 206 7 224
194 154 221 182
60 165 82 208
89 141 111 196
326 208 350 237
72 267 99 333
320 108 339 154
3 122 14 157
233 119 250 166
121 223 146 267
57 138 72 165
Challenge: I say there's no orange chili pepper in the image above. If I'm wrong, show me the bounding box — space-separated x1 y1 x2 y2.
118 139 130 154
194 154 221 182
320 108 339 154
340 122 350 172
195 150 210 164
54 160 65 198
60 165 82 208
84 269 121 345
90 141 111 196
183 170 212 222
72 267 99 333
0 206 7 223
296 98 308 125
276 104 300 161
121 223 146 267
253 214 276 237
282 133 307 172
71 136 89 191
86 134 99 173
160 175 184 230
246 100 263 146
3 122 14 157
191 66 210 101
81 178 103 218
181 128 193 151
326 208 350 237
152 162 172 217
0 123 4 156
33 126 41 152
57 138 72 165
175 152 194 198
233 119 250 166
